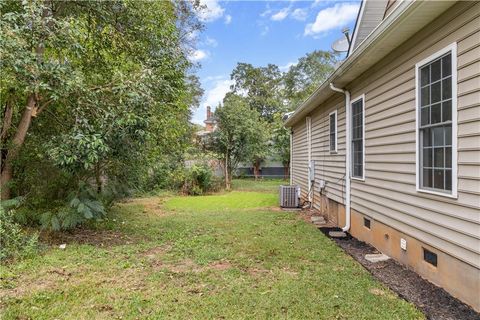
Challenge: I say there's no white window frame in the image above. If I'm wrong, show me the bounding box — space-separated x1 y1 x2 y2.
350 94 365 181
415 42 458 199
329 110 338 153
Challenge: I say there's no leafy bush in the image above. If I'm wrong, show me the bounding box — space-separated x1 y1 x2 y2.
0 198 38 263
176 164 220 196
40 183 106 231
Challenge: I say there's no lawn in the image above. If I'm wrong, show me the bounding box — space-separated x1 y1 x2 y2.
0 179 423 319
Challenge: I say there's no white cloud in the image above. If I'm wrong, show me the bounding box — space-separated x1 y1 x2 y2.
189 49 209 62
271 7 290 21
279 61 297 72
291 8 308 21
203 79 233 108
260 4 272 18
205 36 218 47
203 75 225 82
193 77 234 124
224 14 232 24
198 0 225 22
311 0 331 8
305 3 359 36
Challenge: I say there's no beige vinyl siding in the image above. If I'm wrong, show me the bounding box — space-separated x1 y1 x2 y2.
291 120 308 200
347 2 480 268
291 96 347 205
310 97 346 206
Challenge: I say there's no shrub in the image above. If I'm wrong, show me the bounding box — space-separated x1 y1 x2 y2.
0 198 38 263
40 182 106 231
179 164 220 195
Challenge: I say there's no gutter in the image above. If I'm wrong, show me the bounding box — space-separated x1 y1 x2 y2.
329 83 351 232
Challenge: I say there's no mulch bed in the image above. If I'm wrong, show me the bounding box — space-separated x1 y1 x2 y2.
318 227 480 320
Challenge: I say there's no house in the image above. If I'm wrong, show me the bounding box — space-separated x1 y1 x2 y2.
196 106 216 140
284 0 480 311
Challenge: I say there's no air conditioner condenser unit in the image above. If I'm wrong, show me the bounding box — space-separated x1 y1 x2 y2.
279 185 300 208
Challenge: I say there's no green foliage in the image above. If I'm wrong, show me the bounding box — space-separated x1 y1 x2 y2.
207 94 268 188
40 183 105 231
0 198 38 263
0 0 203 225
230 63 285 122
271 113 291 168
224 51 337 179
283 50 338 108
172 164 220 196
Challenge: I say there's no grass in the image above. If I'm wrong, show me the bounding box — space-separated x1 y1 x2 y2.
0 179 423 319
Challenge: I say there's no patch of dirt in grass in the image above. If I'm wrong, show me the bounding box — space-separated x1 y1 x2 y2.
208 261 232 271
101 268 147 292
0 267 77 299
169 259 203 273
267 206 283 212
141 244 172 259
150 258 233 274
40 229 139 247
127 197 166 215
368 287 394 298
246 267 272 277
297 208 330 225
319 227 480 320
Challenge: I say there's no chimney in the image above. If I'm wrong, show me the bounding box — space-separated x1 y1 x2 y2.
206 106 211 120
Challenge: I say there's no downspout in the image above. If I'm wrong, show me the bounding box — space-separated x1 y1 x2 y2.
289 130 293 185
329 83 351 232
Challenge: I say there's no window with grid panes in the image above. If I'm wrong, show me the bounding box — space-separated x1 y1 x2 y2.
419 52 453 192
351 98 364 179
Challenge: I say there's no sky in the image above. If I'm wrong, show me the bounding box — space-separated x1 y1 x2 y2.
190 0 361 125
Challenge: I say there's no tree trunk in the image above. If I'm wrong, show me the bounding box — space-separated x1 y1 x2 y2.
1 96 13 143
253 159 261 181
0 6 49 200
283 162 290 180
1 95 36 199
95 162 102 193
224 151 230 190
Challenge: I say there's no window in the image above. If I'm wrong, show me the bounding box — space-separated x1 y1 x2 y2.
329 110 337 152
351 96 365 179
416 44 457 197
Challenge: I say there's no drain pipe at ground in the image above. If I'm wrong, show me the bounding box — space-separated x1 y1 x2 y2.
329 83 351 232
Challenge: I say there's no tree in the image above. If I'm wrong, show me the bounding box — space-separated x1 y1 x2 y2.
0 0 202 205
208 94 267 190
229 63 284 122
283 50 338 109
271 114 291 179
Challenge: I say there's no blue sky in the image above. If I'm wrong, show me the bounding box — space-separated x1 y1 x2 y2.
191 0 361 124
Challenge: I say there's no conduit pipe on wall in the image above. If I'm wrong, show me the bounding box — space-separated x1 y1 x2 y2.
329 83 351 232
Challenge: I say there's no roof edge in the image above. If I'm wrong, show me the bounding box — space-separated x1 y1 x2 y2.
285 0 422 128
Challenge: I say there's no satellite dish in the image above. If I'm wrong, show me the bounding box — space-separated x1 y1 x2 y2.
331 36 349 53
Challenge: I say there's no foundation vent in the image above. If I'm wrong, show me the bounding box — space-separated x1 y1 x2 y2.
364 217 371 229
423 248 438 267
